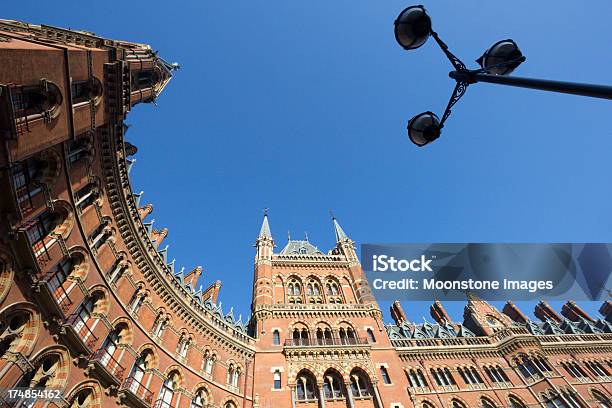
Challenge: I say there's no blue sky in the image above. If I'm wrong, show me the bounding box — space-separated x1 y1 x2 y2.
10 1 612 325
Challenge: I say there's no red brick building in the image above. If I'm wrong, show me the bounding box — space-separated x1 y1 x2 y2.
0 20 611 408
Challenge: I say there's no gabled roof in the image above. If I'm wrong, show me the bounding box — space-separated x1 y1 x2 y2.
279 239 323 255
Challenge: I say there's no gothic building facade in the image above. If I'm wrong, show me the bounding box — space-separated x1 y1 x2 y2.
0 20 611 408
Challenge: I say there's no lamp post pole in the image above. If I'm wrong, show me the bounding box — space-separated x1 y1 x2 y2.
449 70 612 100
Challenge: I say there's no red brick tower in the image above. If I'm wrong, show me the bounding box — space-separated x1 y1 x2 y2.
250 214 407 408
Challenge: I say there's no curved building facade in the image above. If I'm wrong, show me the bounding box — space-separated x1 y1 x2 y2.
0 21 611 408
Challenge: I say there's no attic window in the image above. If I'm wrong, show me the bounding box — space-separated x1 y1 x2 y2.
298 247 307 254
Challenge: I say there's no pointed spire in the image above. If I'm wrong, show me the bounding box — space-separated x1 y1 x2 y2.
258 209 273 239
332 213 349 242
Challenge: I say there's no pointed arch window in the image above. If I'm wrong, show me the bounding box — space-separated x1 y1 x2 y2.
323 372 343 399
272 330 280 345
350 372 371 398
157 373 177 408
190 388 207 408
296 372 317 401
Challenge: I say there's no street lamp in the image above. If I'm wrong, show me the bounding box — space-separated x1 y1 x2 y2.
394 5 612 147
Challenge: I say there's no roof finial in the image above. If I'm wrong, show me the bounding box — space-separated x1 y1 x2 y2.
329 209 336 220
287 230 291 241
304 231 309 242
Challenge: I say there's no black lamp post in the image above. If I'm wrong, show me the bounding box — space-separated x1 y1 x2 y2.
394 5 612 147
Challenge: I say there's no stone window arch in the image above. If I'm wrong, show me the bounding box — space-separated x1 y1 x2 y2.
10 79 63 123
128 283 148 314
190 387 210 408
97 321 131 375
158 370 181 408
349 368 372 398
315 326 333 345
286 276 303 303
70 76 103 106
74 179 101 212
24 202 73 262
0 251 15 304
202 349 216 376
227 362 241 388
480 396 497 408
508 395 527 408
47 248 89 310
15 348 70 400
590 389 611 408
176 331 192 359
0 305 39 359
151 311 169 339
66 133 94 166
291 325 310 346
325 277 343 303
295 369 317 402
67 382 101 408
70 289 107 345
323 368 344 400
406 367 428 388
450 399 468 408
127 347 156 395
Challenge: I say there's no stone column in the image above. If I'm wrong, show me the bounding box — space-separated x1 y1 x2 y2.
290 386 296 408
373 384 383 408
318 384 326 408
344 382 355 408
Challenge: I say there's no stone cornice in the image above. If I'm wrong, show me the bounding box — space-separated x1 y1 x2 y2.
99 123 255 359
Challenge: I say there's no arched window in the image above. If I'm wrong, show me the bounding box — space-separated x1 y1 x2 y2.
158 372 179 408
421 403 436 408
75 182 98 212
296 371 317 401
586 361 610 377
366 328 376 343
325 279 343 303
70 77 102 105
350 369 372 398
10 80 62 120
509 396 527 408
15 353 63 405
71 292 103 344
68 388 94 408
0 311 31 360
202 351 215 376
292 328 309 346
223 402 237 408
273 370 282 390
450 399 467 408
406 368 428 388
380 366 391 384
26 210 62 259
176 334 190 359
12 156 45 212
152 315 167 338
287 278 302 303
481 397 497 408
227 364 240 388
592 390 612 408
323 370 343 399
127 350 152 394
190 388 208 408
89 221 111 251
516 355 542 380
67 137 88 165
128 289 145 314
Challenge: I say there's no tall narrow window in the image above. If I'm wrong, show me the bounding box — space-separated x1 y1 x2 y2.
380 366 391 384
273 370 281 390
273 330 280 345
366 328 376 343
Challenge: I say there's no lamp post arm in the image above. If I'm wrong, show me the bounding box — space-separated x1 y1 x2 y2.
439 81 470 127
430 30 466 71
450 71 612 100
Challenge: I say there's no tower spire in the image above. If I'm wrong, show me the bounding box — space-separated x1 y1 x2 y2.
258 209 272 239
331 212 349 242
